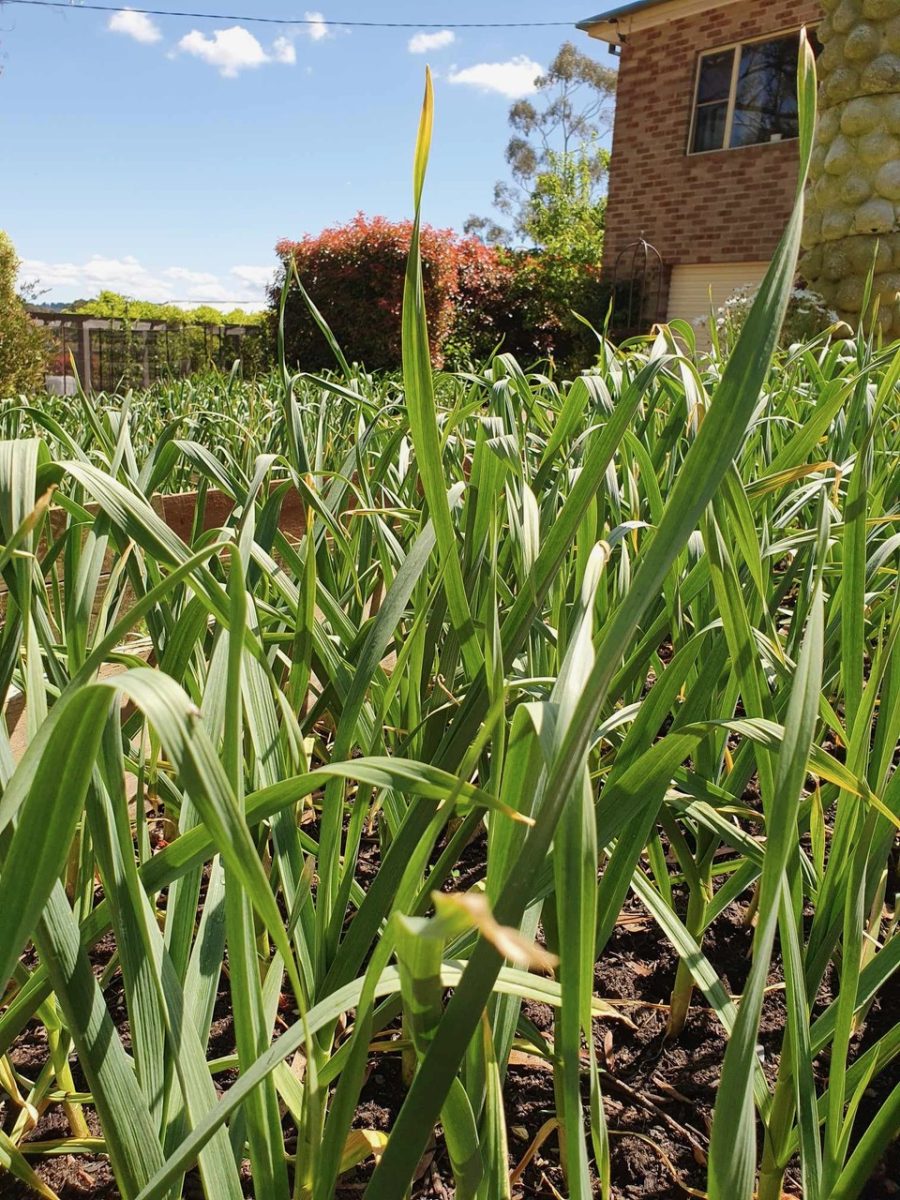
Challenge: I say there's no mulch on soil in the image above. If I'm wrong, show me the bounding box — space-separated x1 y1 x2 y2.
2 868 898 1199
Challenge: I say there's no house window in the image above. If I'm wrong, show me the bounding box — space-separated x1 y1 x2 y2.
690 30 814 154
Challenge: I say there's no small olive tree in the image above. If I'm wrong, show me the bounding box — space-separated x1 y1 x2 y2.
0 231 46 398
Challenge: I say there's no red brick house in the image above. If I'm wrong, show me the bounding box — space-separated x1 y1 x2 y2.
578 0 821 328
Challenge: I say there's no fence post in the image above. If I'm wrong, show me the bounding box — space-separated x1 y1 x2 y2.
142 330 151 388
80 321 93 393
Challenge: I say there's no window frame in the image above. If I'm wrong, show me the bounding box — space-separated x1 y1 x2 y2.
687 26 808 156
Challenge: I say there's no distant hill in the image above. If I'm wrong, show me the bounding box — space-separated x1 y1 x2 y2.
22 299 91 312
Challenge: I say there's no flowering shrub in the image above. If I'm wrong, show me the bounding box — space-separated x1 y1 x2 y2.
704 283 845 351
273 215 609 372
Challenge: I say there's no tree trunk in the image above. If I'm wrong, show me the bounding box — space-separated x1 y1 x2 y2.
802 0 900 336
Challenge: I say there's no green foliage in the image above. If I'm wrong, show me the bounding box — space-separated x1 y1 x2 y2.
275 215 609 374
1 51 897 1200
0 231 47 399
512 144 611 368
63 291 270 388
465 41 615 247
2 301 900 1200
73 290 266 328
1 371 291 491
461 42 617 369
520 143 608 256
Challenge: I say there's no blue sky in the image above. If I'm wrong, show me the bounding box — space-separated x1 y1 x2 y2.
0 1 612 308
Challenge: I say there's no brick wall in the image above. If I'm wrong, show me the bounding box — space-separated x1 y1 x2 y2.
602 0 821 308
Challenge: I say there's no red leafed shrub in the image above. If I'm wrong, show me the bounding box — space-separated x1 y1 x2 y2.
273 214 609 373
275 214 470 371
448 241 560 366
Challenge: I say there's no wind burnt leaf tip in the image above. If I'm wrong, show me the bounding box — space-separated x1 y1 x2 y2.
434 788 535 826
433 891 559 974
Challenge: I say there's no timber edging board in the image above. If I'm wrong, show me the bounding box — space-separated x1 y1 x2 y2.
1 484 308 605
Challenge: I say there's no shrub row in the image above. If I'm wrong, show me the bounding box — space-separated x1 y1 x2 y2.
273 214 610 372
0 231 47 398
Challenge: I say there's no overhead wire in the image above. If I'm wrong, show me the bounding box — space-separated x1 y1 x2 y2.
8 0 578 309
1 0 579 28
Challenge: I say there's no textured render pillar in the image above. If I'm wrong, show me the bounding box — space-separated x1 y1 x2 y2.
802 0 900 335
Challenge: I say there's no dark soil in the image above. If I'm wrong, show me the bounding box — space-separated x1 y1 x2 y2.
335 895 900 1200
2 882 898 1199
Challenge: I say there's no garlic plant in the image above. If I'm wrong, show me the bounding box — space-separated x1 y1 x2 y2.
1 48 898 1200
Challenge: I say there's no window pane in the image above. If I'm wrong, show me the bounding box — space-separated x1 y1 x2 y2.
692 102 728 152
696 49 735 103
730 35 800 148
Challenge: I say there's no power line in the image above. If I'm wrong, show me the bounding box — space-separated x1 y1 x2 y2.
1 0 577 28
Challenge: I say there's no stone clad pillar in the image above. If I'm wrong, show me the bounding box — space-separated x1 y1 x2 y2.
802 0 900 335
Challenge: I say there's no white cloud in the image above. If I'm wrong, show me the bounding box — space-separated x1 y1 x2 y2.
231 265 275 289
272 36 297 64
181 280 235 303
304 11 330 41
20 254 273 310
447 55 543 99
108 8 162 45
408 30 455 54
162 266 220 287
175 25 295 77
22 254 161 296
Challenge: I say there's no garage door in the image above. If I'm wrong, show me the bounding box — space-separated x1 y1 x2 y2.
667 262 770 343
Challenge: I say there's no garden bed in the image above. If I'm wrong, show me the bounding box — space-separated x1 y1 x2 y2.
3 889 897 1199
2 291 899 1200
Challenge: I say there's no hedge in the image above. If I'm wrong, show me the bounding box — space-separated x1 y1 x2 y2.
273 214 610 373
0 231 46 398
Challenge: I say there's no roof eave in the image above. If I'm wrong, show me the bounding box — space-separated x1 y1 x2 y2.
577 16 623 43
576 0 666 28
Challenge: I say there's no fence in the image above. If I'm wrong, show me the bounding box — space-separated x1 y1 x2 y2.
27 309 267 394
